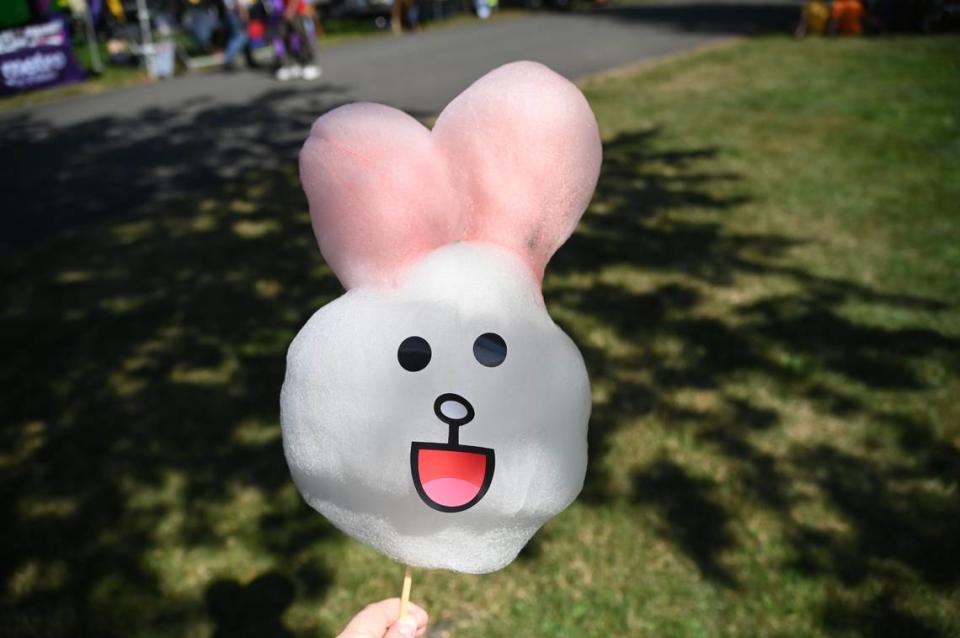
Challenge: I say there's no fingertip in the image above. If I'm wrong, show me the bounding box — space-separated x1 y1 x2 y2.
384 614 418 638
406 601 428 625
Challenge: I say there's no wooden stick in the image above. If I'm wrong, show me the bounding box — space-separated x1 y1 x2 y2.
399 565 413 617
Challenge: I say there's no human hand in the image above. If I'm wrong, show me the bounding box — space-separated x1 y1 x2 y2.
337 598 429 638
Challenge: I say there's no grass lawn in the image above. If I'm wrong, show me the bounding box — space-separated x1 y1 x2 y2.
2 35 959 637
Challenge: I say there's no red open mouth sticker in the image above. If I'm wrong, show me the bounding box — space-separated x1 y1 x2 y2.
409 392 495 512
411 442 495 513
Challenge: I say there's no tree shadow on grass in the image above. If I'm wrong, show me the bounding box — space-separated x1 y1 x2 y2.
205 571 299 638
0 85 350 247
542 126 959 632
204 566 336 638
631 458 739 587
0 90 389 637
821 588 944 638
1 101 958 637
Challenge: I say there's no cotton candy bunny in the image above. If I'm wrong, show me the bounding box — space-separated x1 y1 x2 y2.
280 61 602 574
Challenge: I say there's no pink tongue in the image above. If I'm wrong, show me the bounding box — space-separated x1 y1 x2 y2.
422 478 481 508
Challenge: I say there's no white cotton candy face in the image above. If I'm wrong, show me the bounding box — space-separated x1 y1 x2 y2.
280 242 590 573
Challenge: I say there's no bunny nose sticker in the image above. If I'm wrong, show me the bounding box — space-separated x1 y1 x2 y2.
411 393 494 512
434 393 474 426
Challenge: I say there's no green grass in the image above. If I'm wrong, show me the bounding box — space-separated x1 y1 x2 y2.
2 35 959 637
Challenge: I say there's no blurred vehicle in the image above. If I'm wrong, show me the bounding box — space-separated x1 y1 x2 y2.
923 0 960 30
327 0 393 20
499 0 573 10
868 0 960 31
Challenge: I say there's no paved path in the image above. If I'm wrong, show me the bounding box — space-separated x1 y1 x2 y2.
1 1 797 243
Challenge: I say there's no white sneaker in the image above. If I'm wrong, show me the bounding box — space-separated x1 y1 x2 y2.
302 64 321 80
289 64 303 79
275 66 292 81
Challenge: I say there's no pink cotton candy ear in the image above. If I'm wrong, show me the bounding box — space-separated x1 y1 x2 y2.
432 61 602 282
299 102 463 289
300 62 601 288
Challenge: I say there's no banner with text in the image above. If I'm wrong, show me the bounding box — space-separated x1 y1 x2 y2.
0 20 85 96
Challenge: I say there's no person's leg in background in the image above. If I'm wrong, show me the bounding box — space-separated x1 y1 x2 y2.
292 13 320 79
222 11 249 70
270 7 293 79
187 5 216 52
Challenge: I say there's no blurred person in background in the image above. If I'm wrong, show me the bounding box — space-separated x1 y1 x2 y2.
795 0 831 36
269 0 320 80
221 0 258 70
246 0 268 46
184 0 220 52
831 0 866 34
403 0 422 31
302 0 326 38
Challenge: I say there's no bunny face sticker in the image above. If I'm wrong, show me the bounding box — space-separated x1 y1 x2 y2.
280 61 602 574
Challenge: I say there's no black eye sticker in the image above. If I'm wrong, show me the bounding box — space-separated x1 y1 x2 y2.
473 333 507 367
398 336 431 372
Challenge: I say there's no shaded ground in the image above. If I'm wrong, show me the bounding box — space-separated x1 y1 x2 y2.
2 35 959 637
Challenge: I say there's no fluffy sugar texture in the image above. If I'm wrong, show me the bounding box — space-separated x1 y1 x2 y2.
280 243 591 573
298 60 602 289
284 61 600 573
